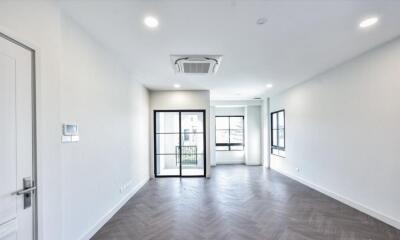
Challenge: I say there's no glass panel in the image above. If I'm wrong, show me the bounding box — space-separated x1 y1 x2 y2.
180 153 199 166
230 130 243 144
183 129 190 141
272 113 278 129
216 146 229 151
181 112 204 133
181 133 204 154
230 117 243 130
181 112 205 176
216 117 229 129
156 112 179 133
272 130 278 146
278 111 285 129
156 154 180 176
230 145 244 151
156 133 179 154
182 154 204 176
278 130 285 148
216 130 229 143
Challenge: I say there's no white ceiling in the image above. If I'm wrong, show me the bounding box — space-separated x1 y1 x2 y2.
59 0 400 100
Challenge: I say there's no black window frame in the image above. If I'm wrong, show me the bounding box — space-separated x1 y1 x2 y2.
215 115 245 151
271 110 285 157
154 110 207 178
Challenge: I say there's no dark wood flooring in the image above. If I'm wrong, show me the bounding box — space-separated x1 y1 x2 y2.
92 165 400 240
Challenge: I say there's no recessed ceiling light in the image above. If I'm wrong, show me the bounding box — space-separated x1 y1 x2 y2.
266 84 273 88
359 17 379 28
173 84 181 88
144 16 159 28
256 17 268 25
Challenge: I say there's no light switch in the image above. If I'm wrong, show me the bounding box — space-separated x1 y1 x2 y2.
61 135 72 143
71 135 80 142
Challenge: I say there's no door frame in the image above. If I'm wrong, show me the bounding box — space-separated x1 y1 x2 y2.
0 32 38 240
153 109 206 178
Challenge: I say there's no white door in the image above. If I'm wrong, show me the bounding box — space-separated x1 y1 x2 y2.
0 35 35 240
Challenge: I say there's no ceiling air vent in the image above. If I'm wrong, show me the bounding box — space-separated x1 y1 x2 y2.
171 55 222 74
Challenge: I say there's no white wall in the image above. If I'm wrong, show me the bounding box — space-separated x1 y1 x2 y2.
214 107 245 165
245 105 262 165
215 106 245 116
0 2 151 239
270 37 400 229
216 151 245 165
149 90 211 177
0 1 63 239
60 15 150 240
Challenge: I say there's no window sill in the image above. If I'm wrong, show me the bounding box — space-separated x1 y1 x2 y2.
216 150 244 152
271 153 286 158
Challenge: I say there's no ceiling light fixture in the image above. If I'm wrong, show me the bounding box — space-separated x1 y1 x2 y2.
144 16 159 28
266 84 273 88
173 84 181 89
359 17 379 28
256 17 268 25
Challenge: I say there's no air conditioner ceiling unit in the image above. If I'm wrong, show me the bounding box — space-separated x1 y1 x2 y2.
171 55 222 74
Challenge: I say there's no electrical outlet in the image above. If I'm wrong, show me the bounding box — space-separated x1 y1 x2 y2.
125 180 133 190
120 179 134 194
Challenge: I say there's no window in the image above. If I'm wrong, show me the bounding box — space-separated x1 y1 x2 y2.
216 116 244 151
154 110 206 177
271 110 285 157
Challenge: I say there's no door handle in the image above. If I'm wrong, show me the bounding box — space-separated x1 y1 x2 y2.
14 186 36 195
12 177 35 209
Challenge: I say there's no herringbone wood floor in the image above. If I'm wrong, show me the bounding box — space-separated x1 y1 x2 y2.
92 165 400 240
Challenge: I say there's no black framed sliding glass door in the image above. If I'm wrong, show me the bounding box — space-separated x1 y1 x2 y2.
154 110 206 177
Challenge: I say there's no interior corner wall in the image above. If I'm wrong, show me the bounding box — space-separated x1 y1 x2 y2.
269 37 400 229
149 90 211 177
261 98 270 168
60 14 150 240
210 106 216 166
245 105 262 165
0 1 63 240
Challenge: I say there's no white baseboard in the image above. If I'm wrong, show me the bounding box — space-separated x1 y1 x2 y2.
215 162 245 165
271 167 400 230
79 177 149 240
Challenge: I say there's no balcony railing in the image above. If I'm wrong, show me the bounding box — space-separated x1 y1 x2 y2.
175 146 197 166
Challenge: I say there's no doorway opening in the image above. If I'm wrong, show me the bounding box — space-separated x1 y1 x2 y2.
154 110 206 177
